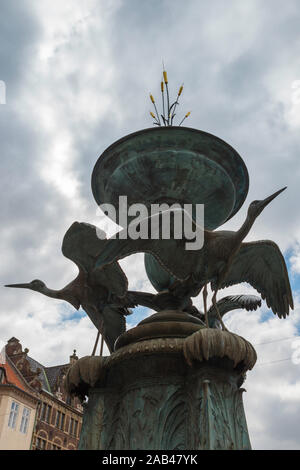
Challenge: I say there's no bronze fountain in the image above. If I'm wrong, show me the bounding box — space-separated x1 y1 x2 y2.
5 72 293 450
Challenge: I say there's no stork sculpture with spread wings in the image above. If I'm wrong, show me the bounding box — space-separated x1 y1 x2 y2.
5 222 180 353
6 187 293 352
6 222 134 353
95 187 294 329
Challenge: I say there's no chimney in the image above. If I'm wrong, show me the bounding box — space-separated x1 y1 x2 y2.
69 349 78 365
6 337 22 356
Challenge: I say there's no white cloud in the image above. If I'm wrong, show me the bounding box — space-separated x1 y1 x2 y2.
290 242 300 275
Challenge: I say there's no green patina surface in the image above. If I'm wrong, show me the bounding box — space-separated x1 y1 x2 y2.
79 355 251 451
91 126 249 230
144 251 177 292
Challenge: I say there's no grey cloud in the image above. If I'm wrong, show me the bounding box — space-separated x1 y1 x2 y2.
0 0 41 95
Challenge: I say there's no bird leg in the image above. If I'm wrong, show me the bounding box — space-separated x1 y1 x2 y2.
203 283 209 328
99 318 105 356
91 319 105 356
91 330 100 356
212 290 228 331
100 334 104 356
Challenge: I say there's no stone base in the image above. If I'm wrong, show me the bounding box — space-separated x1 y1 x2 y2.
64 311 257 450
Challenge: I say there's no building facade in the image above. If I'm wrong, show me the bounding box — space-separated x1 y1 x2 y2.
0 355 39 450
2 337 83 450
32 388 82 450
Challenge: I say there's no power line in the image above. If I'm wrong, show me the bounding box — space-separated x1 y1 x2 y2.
256 357 293 366
253 336 300 365
254 336 299 346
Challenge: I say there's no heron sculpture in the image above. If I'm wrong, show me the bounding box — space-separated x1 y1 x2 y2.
5 276 131 354
4 222 174 354
95 187 294 329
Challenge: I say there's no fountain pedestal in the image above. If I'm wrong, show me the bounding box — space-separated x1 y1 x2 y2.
65 312 256 450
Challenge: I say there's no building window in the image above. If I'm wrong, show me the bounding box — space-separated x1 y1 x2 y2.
40 403 52 423
69 418 78 437
45 405 52 423
37 402 41 418
55 410 61 428
0 367 5 384
36 437 46 450
52 444 61 450
69 417 74 435
20 407 31 434
60 413 65 431
55 411 65 430
8 401 19 429
40 402 46 421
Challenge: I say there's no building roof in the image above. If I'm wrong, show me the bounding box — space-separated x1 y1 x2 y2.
0 361 26 391
4 338 80 410
26 357 70 394
44 364 69 392
26 356 51 393
0 355 36 397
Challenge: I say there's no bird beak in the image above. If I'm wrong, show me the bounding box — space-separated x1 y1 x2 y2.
260 187 287 210
4 283 31 289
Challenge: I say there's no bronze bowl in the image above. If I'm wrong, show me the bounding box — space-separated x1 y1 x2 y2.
91 126 249 292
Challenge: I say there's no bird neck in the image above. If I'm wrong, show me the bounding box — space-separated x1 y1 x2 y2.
41 286 80 310
40 286 60 299
235 213 255 244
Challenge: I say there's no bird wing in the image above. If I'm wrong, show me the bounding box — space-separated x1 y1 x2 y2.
211 241 294 318
95 212 201 281
126 290 187 311
62 221 128 297
93 264 128 298
208 295 261 319
82 302 126 353
62 221 106 272
101 305 127 353
126 291 159 310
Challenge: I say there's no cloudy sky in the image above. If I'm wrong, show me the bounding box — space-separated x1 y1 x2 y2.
1 0 300 450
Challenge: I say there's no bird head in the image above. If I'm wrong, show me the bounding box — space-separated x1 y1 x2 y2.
247 187 287 220
5 279 46 293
